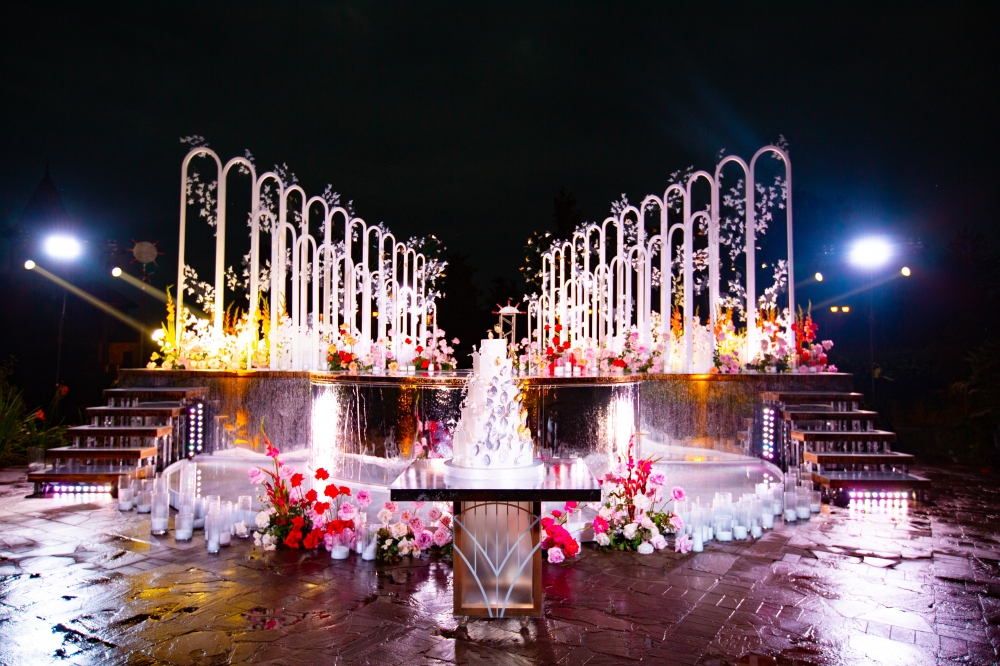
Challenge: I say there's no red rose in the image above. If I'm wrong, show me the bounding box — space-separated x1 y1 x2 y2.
554 324 562 332
315 468 329 481
415 345 424 354
313 502 330 514
305 489 318 502
552 335 561 346
421 359 429 369
290 473 304 488
613 359 627 368
405 338 412 344
303 528 323 550
324 485 339 499
291 515 305 529
562 341 571 349
284 530 302 548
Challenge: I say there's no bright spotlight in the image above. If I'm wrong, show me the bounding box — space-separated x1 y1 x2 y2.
842 306 851 313
901 266 911 277
24 260 36 270
814 272 823 282
112 267 123 277
830 306 838 313
44 235 82 260
848 237 892 269
151 328 165 342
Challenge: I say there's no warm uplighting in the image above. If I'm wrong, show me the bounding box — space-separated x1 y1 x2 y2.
830 306 838 313
901 266 911 277
24 260 36 270
44 234 83 260
848 237 892 268
151 328 166 342
814 272 823 282
842 306 850 313
112 266 123 277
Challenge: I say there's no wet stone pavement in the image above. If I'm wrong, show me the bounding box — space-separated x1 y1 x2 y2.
1 466 998 666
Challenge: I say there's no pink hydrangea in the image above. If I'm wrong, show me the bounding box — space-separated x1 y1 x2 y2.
414 530 434 550
356 490 372 508
671 486 686 502
433 527 452 547
383 501 399 515
547 547 565 564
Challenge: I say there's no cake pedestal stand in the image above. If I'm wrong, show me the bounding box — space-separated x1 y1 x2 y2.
389 458 601 619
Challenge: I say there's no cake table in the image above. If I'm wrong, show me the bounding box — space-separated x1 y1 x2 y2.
389 458 601 619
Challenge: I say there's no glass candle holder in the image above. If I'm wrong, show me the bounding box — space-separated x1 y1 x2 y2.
219 501 233 546
236 495 252 538
783 491 798 521
715 514 733 542
732 505 748 540
117 475 133 511
193 496 207 530
353 513 368 554
329 531 351 560
810 490 822 513
151 490 170 535
771 484 784 516
206 510 221 553
796 494 811 520
205 494 221 517
136 479 152 514
361 523 379 561
175 511 194 541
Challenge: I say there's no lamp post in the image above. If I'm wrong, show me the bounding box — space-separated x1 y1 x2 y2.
848 237 892 402
42 234 82 387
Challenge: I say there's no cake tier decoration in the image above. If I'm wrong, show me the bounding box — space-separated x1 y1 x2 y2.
449 338 535 472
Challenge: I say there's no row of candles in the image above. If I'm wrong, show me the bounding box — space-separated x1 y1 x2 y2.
672 477 822 552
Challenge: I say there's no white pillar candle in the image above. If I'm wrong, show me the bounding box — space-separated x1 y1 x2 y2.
733 525 748 540
761 512 774 529
751 524 763 538
692 532 704 552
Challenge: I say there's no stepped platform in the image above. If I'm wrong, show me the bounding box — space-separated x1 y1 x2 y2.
67 425 173 439
103 386 207 403
45 446 158 461
792 429 896 442
811 469 931 491
803 451 914 467
762 390 863 404
86 404 183 419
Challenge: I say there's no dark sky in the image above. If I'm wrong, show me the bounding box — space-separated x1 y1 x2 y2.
2 2 996 287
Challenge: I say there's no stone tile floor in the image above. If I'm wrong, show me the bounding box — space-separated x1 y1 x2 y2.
1 465 998 665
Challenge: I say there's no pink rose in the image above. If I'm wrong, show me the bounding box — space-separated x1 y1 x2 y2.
400 509 414 523
671 513 684 532
338 502 357 521
592 516 609 534
433 527 452 547
413 501 425 511
356 490 372 508
248 467 265 485
439 514 452 529
415 530 433 550
383 501 399 515
671 486 686 502
648 472 666 487
651 534 668 550
427 507 443 523
674 534 693 554
278 465 296 480
547 547 565 564
409 517 425 533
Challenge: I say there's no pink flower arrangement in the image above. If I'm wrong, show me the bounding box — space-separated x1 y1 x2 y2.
356 490 372 508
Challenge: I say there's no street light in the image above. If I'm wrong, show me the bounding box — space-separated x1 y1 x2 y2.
43 234 83 389
849 236 894 402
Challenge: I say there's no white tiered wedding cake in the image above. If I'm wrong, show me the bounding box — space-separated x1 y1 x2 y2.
446 338 543 481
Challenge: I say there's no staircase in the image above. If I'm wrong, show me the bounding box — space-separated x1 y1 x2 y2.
760 390 929 501
28 386 208 495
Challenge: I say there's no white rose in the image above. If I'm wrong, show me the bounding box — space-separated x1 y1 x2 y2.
255 511 270 529
596 533 611 546
377 509 393 525
633 493 651 512
598 506 612 521
637 541 654 555
623 523 639 540
649 525 660 538
641 515 656 530
651 535 668 550
390 521 409 539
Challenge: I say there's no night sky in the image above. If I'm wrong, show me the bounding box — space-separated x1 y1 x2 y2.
3 3 995 280
1 2 998 413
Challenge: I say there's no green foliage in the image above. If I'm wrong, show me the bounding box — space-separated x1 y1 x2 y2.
0 357 66 467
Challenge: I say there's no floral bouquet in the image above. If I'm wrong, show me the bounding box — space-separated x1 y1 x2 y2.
592 434 682 553
712 309 745 374
541 501 582 563
793 306 836 373
375 501 453 562
249 428 353 551
411 333 459 371
327 324 372 373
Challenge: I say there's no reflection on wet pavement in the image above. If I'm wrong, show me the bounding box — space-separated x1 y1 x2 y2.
1 465 997 665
